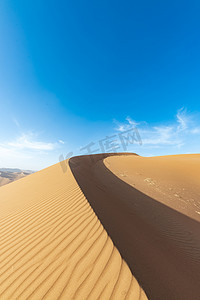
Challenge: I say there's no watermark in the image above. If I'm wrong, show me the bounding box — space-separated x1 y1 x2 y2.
59 126 142 172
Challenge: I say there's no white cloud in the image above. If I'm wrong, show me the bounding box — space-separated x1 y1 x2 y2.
114 108 200 155
7 133 55 151
58 139 65 144
0 133 61 170
141 126 177 145
190 128 200 134
126 117 139 127
115 117 140 132
176 108 188 132
0 144 32 159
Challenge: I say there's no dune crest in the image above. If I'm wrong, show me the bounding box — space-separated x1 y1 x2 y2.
0 159 147 299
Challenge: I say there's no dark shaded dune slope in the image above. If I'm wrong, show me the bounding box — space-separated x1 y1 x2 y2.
69 153 200 300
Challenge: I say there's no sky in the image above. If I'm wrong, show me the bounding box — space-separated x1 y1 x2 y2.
0 0 200 170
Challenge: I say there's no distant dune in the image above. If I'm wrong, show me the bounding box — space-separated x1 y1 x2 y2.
0 153 199 299
0 169 34 187
0 156 147 300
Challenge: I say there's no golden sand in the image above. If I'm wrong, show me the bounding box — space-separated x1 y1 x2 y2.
0 158 146 300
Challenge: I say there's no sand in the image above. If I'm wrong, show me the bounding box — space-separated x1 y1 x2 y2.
0 170 32 187
1 153 200 299
105 154 200 221
0 158 147 300
70 153 200 300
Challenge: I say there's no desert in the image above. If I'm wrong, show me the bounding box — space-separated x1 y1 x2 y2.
1 1 200 299
0 153 200 299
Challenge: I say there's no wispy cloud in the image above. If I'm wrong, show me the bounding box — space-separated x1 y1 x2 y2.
115 108 200 155
12 118 20 128
141 126 177 145
58 139 65 144
115 116 141 132
190 127 200 134
0 132 64 170
177 108 188 132
6 133 56 151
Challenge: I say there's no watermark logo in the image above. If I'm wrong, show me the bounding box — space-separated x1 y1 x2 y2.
59 126 142 172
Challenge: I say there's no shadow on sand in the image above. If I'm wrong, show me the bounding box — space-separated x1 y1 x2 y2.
69 153 200 300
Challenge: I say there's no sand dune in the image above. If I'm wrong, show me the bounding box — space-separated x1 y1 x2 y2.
0 158 147 299
105 154 200 221
70 153 200 300
0 169 34 187
1 153 200 300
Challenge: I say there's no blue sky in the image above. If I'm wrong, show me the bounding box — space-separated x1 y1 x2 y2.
0 0 200 170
